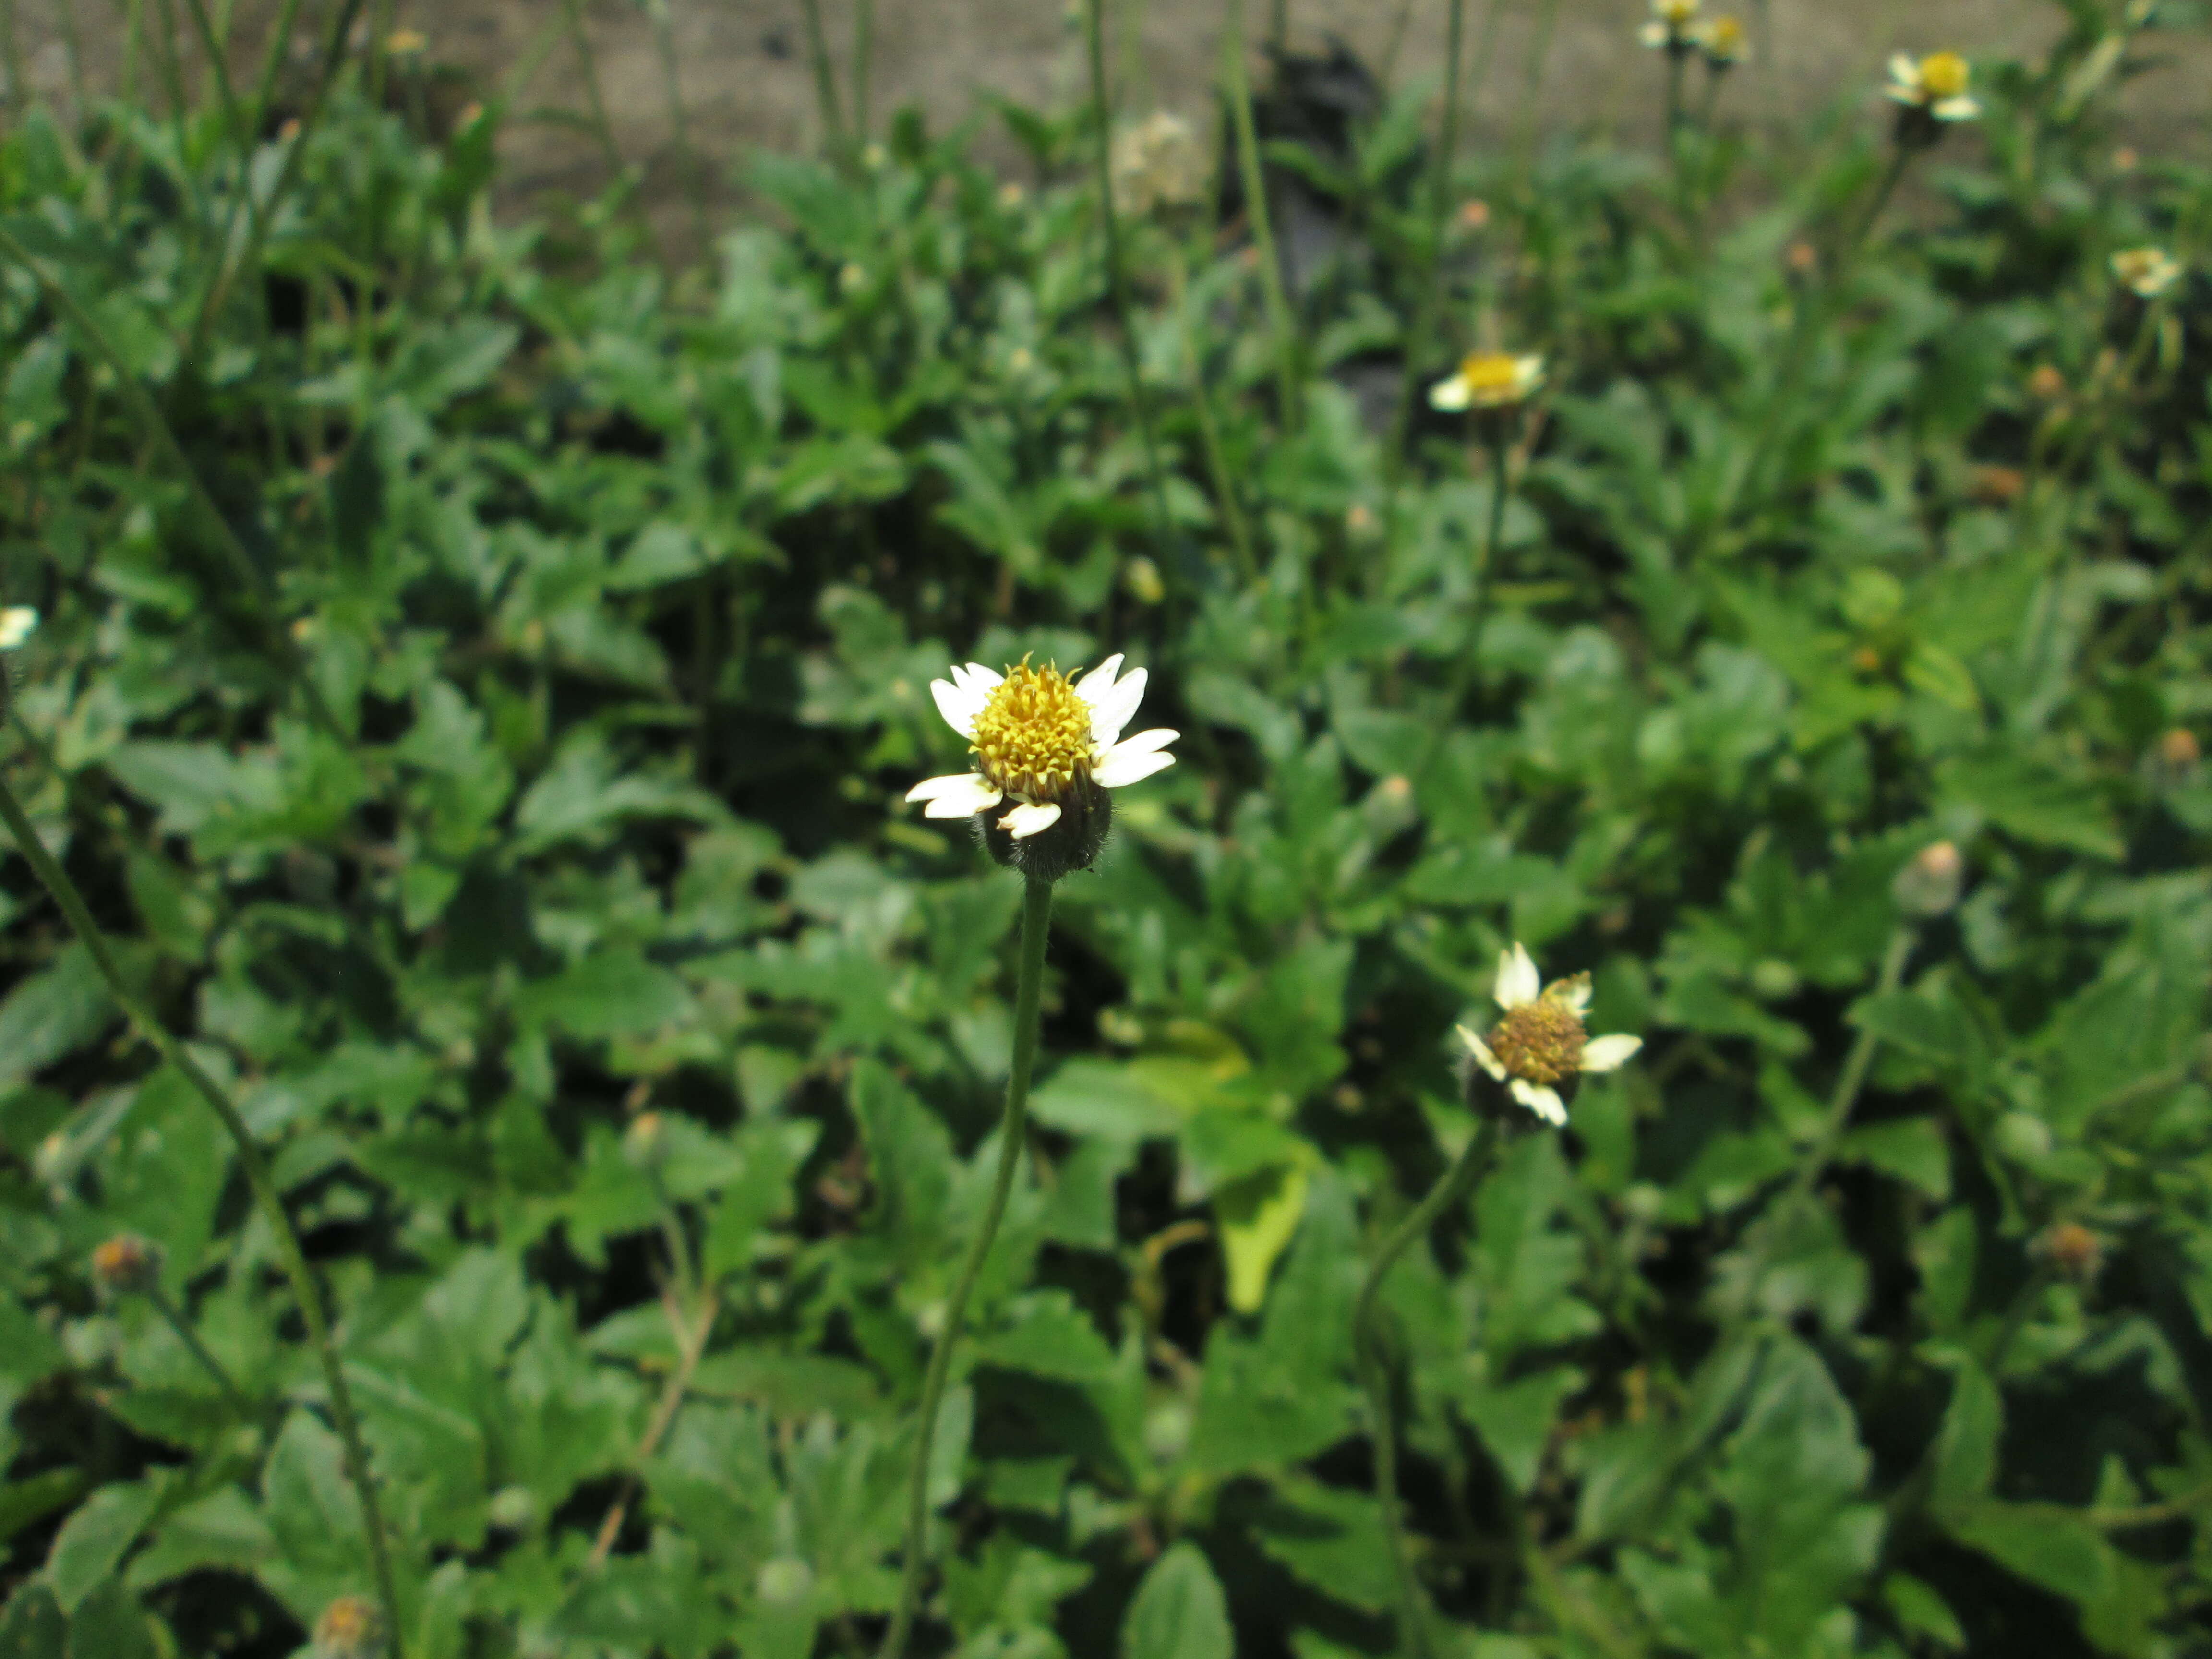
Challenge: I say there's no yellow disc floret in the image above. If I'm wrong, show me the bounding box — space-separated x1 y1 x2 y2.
1917 51 1969 99
1486 978 1589 1085
969 659 1094 803
1460 353 1530 402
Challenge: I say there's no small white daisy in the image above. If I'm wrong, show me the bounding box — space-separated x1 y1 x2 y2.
1638 0 1700 49
1887 51 1980 123
1430 351 1546 413
905 653 1179 842
2111 247 2183 300
1457 943 1643 1127
0 607 36 650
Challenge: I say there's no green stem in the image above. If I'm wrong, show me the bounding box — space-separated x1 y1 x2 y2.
0 768 404 1659
1168 248 1258 585
0 221 343 742
852 0 874 144
1413 426 1514 790
184 0 365 369
876 873 1055 1659
645 0 705 252
1353 1109 1500 1659
146 1283 251 1414
1221 0 1300 429
1381 0 1468 531
1084 0 1178 581
560 0 625 179
1776 924 1914 1222
798 0 848 167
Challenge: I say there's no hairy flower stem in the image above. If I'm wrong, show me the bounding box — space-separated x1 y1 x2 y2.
0 769 404 1659
1083 0 1178 584
1353 1107 1501 1659
878 874 1054 1659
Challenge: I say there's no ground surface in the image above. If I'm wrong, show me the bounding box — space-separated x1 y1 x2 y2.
7 0 2208 225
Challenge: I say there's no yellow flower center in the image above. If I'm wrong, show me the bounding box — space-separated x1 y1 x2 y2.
1657 0 1698 23
1458 352 1531 403
969 661 1094 803
1706 16 1743 53
1918 52 1969 98
1487 984 1588 1085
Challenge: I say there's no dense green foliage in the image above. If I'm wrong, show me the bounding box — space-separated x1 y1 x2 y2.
3 2 2212 1654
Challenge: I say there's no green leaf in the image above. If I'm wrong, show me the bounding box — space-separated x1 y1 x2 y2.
1214 1163 1309 1315
973 1291 1117 1383
1121 1543 1232 1659
1836 1116 1950 1199
512 949 696 1041
61 1578 158 1659
1940 753 2121 859
0 1582 66 1659
44 1483 158 1614
0 946 118 1090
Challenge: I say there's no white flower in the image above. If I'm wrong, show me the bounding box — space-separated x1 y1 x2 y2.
1639 0 1700 48
1887 51 1980 122
2111 247 2183 300
905 653 1179 841
1430 351 1546 413
0 607 37 650
1457 943 1643 1126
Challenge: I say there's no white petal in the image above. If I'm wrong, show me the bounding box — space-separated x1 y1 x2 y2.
1457 1026 1507 1083
1088 666 1149 746
907 771 988 802
931 676 988 737
1934 96 1980 120
1580 1034 1644 1074
1511 1080 1567 1126
1429 376 1471 412
1074 653 1125 702
999 801 1063 839
1889 51 1917 85
1095 747 1176 788
1495 944 1540 1010
1553 976 1592 1014
920 775 1004 818
0 607 37 649
960 662 1004 691
1637 20 1666 45
1106 726 1178 758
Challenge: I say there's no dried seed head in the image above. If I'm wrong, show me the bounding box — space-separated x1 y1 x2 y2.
91 1234 162 1295
313 1595 386 1659
2036 1221 2103 1283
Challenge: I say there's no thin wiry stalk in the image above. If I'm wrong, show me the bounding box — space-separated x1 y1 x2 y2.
1383 0 1468 503
1353 1110 1501 1659
646 0 706 250
852 0 874 144
1169 248 1258 584
186 0 367 367
1220 0 1300 428
798 0 848 166
0 767 405 1659
877 875 1055 1659
558 0 626 179
145 1283 251 1415
1084 0 1180 584
0 221 344 743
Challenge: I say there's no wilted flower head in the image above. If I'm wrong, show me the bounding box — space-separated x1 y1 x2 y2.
1459 944 1643 1126
91 1234 162 1296
1639 0 1701 51
2034 1220 2104 1284
1893 840 1964 917
1887 51 1980 124
907 654 1178 882
1110 112 1208 217
1430 351 1545 413
1696 15 1747 64
313 1595 386 1659
2111 246 2183 300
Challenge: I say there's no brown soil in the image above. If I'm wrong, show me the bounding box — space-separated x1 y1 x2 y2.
5 0 2205 236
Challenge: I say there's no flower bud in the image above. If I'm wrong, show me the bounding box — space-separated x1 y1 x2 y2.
623 1111 668 1170
1893 840 1963 918
755 1558 815 1606
313 1595 386 1659
2034 1220 2103 1284
91 1234 163 1296
487 1485 537 1530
